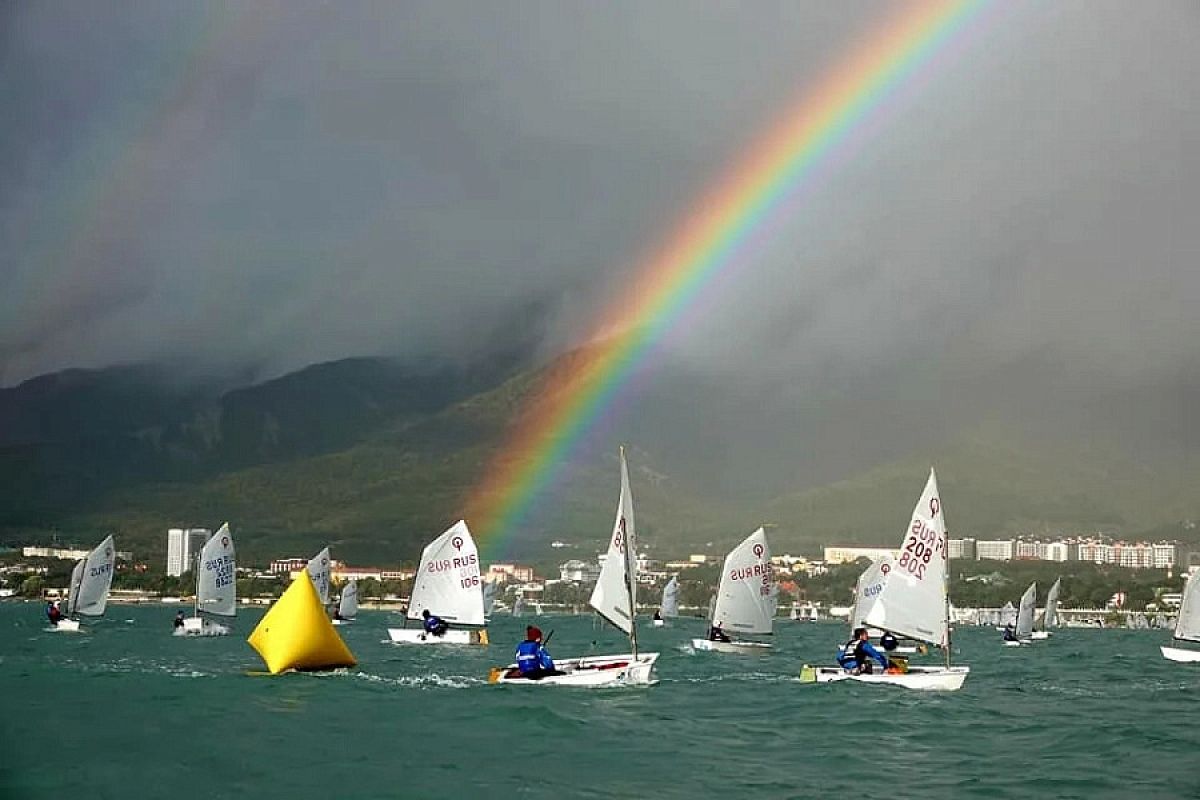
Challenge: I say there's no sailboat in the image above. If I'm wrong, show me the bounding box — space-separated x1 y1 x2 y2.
332 578 357 625
54 535 117 633
247 567 356 674
800 469 969 691
490 447 659 686
996 601 1017 630
307 547 332 607
1004 582 1037 646
512 596 527 616
844 556 918 656
176 523 236 637
1031 577 1060 640
655 576 679 627
692 528 776 654
388 520 488 645
1161 571 1200 662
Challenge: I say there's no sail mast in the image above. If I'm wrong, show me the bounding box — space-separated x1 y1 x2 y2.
194 551 201 619
622 446 639 659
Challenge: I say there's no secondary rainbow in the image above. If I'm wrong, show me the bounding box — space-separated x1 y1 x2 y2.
468 0 995 555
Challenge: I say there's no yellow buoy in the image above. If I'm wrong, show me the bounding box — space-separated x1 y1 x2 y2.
248 567 356 675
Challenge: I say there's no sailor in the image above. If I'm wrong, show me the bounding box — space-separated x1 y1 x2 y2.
837 627 889 674
333 607 343 621
515 626 561 679
421 608 449 637
653 609 663 622
708 622 732 643
46 600 62 625
173 610 185 629
1002 622 1018 642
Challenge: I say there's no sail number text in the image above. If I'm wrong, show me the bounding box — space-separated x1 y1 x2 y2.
898 512 945 581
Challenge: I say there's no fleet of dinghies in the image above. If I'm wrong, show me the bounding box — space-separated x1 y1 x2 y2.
389 520 489 645
692 528 776 654
800 468 970 691
489 447 659 686
176 523 236 637
43 458 1194 687
54 535 117 633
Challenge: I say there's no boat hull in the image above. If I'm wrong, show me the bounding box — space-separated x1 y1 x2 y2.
50 619 82 633
332 618 353 626
652 619 665 628
1029 631 1050 640
691 638 773 654
1003 640 1026 647
387 628 488 646
799 664 969 691
489 652 659 687
1161 645 1200 663
174 617 230 637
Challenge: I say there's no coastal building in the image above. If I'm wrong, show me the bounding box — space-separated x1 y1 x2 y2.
947 538 976 561
1042 541 1075 562
559 559 601 583
975 540 1015 561
823 546 900 564
487 563 535 584
269 557 307 575
24 545 133 561
166 528 210 576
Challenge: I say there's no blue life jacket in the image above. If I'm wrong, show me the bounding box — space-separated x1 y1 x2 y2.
423 615 444 633
516 640 542 673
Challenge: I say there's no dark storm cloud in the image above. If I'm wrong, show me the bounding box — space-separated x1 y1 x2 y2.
0 0 1197 400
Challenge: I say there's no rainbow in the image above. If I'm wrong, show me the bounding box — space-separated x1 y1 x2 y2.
465 1 996 555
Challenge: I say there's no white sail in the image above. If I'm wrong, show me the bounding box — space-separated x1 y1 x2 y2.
589 448 637 636
66 559 85 616
711 528 774 635
660 576 679 618
74 535 117 617
307 547 331 606
1173 571 1200 643
338 579 358 619
1043 578 1061 629
1016 582 1037 639
406 520 485 626
197 523 236 617
513 596 526 616
482 578 498 616
999 601 1017 627
851 555 895 629
862 469 948 648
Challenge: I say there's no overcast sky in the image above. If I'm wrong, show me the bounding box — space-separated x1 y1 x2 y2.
1 1 1197 395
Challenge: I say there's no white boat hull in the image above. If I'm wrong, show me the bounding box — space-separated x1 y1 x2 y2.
1161 645 1200 663
332 618 352 626
691 638 773 654
652 619 665 628
1003 640 1026 647
490 652 659 687
50 619 82 633
387 628 488 646
173 617 230 637
800 664 969 691
1029 631 1050 640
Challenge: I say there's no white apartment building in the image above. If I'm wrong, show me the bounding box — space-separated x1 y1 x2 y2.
823 546 900 564
975 540 1015 561
1042 541 1074 562
559 559 601 583
166 528 211 577
948 538 976 560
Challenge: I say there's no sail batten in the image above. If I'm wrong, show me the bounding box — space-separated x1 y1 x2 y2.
589 449 637 636
407 521 485 626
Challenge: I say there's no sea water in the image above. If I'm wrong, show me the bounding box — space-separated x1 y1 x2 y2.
1 603 1196 799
